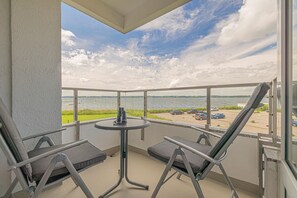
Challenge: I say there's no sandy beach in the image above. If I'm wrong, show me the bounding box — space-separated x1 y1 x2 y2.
153 110 293 136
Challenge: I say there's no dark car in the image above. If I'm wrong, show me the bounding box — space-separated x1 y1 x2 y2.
212 113 225 119
170 110 183 115
187 109 204 114
293 120 297 127
195 112 207 120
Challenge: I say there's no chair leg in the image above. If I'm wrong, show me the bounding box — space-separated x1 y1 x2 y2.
33 153 94 198
176 173 182 180
71 177 80 187
219 164 239 198
2 178 18 198
180 151 204 198
33 157 58 198
151 149 179 198
62 154 93 198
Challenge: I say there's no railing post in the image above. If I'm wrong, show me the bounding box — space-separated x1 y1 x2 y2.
268 78 278 142
269 82 273 135
117 91 121 109
141 91 148 141
75 120 80 140
144 91 148 118
272 78 278 140
73 89 80 140
74 89 78 122
206 88 211 130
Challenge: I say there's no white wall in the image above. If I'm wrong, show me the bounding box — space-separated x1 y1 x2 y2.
0 0 62 195
0 0 12 194
62 123 120 150
11 0 62 149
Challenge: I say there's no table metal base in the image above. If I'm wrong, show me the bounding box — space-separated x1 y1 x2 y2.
99 129 149 198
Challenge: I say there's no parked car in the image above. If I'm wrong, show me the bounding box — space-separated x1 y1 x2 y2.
195 112 207 120
211 113 225 119
211 107 219 111
170 110 183 115
293 120 297 127
187 109 204 114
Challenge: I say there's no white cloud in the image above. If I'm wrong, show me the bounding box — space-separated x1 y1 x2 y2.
179 0 278 83
62 40 277 90
217 0 277 46
62 29 76 47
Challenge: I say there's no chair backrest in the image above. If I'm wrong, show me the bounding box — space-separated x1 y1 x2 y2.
199 83 270 177
0 98 32 181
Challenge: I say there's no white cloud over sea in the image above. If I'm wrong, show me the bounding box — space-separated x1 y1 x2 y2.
62 0 278 90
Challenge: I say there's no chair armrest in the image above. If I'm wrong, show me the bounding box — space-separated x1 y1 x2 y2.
164 136 220 165
191 126 222 138
10 139 88 169
22 128 67 141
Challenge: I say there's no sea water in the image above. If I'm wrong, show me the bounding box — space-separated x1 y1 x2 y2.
62 96 269 110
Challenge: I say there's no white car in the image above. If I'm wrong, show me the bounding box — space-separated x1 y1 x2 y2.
211 107 219 111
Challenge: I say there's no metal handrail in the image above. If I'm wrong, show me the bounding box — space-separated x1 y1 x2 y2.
63 82 262 93
62 87 121 92
22 128 67 141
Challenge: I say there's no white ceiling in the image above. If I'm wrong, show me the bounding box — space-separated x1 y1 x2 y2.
63 0 191 33
101 0 148 16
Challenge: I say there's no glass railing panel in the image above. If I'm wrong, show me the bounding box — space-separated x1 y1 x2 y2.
77 91 117 122
62 90 74 124
147 89 207 125
121 92 144 118
211 86 269 134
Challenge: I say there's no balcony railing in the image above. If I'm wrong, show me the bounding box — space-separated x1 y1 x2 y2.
62 79 278 140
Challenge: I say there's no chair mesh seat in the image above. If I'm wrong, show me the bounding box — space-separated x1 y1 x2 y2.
28 142 106 184
148 136 211 174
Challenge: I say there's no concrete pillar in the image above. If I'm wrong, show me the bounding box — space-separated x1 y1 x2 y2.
11 0 62 149
0 0 13 194
0 0 62 194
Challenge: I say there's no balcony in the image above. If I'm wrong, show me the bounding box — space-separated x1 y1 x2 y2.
10 81 278 197
2 0 296 197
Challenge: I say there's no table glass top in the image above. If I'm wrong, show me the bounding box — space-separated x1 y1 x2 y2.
95 118 150 130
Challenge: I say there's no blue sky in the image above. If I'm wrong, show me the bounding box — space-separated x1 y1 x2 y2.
61 0 278 90
61 1 241 56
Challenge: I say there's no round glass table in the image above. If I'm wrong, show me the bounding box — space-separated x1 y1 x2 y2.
95 118 150 198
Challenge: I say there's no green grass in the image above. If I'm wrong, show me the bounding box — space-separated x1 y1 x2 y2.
62 109 117 115
219 106 243 110
62 114 117 124
147 108 207 114
255 104 269 113
62 105 261 124
62 109 169 124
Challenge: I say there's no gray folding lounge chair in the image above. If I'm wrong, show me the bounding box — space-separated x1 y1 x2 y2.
0 98 106 198
148 82 270 198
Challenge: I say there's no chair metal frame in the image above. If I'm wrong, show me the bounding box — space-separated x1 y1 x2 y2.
152 109 254 198
0 125 95 198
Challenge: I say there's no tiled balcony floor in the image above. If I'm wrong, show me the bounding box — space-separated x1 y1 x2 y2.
14 151 258 198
